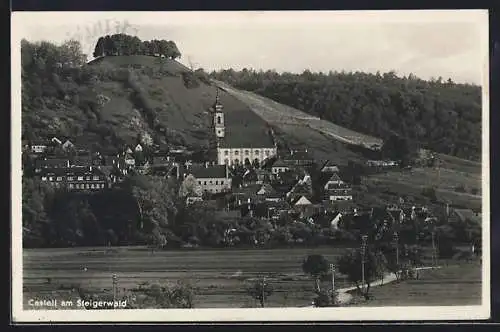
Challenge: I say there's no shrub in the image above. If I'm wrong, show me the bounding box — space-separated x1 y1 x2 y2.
181 72 200 89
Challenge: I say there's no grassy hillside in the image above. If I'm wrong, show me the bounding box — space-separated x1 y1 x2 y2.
211 69 482 161
23 54 224 151
214 80 482 211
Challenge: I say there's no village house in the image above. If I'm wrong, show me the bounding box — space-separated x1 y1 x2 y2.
210 89 278 167
282 149 314 167
286 174 313 202
30 140 49 154
271 159 291 175
187 164 232 194
34 158 70 173
324 173 353 201
134 144 143 153
61 139 75 152
70 155 93 168
39 166 108 191
256 183 282 202
320 160 340 173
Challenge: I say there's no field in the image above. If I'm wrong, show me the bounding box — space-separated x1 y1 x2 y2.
23 246 353 309
351 262 482 307
364 166 482 210
23 247 482 309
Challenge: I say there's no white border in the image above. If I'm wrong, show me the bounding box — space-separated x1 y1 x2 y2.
11 10 490 323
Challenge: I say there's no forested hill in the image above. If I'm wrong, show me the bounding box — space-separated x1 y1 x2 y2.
210 69 482 161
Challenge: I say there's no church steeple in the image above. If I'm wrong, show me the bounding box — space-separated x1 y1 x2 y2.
213 88 225 138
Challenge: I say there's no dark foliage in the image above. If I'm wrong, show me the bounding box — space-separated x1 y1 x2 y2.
211 69 481 161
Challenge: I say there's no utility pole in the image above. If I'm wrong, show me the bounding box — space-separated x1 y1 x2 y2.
361 235 368 295
330 263 336 298
393 232 400 266
261 276 266 308
431 231 436 267
112 273 118 303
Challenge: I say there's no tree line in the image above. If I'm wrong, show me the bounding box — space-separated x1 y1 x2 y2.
93 34 181 59
210 69 481 161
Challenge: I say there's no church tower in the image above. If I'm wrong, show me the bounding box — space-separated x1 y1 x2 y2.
213 88 225 138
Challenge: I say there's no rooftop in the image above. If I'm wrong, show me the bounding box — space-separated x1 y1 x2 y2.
216 90 275 149
188 165 228 179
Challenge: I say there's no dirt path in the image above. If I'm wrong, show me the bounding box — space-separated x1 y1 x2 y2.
334 266 441 305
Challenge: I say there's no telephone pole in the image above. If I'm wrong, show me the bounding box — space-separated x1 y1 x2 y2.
261 276 266 308
361 235 368 295
112 273 118 303
330 263 336 300
393 232 400 266
431 231 437 267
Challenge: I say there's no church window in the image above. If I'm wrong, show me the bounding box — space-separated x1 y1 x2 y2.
204 181 207 185
265 150 270 156
245 150 249 155
235 151 239 156
255 150 260 155
224 150 228 156
217 116 221 124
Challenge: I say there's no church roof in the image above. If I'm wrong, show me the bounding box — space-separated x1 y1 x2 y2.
188 165 228 179
215 91 275 149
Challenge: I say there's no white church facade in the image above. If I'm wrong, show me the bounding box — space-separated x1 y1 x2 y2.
211 89 278 167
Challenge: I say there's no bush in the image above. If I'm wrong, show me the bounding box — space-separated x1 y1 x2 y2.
421 186 438 202
181 72 200 89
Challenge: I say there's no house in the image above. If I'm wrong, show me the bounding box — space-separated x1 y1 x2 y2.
242 168 258 185
330 213 343 230
61 140 75 151
39 166 108 191
320 160 340 173
324 173 353 201
287 175 313 202
186 196 203 205
30 141 48 154
211 90 278 167
124 153 136 167
51 137 62 145
70 155 93 167
323 200 356 214
256 184 282 202
271 160 291 175
282 149 314 167
255 169 271 184
187 164 232 194
34 158 70 173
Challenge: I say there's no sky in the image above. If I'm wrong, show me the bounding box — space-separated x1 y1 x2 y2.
13 10 488 85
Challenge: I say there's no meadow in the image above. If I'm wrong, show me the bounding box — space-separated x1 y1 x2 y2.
23 246 482 309
350 261 482 307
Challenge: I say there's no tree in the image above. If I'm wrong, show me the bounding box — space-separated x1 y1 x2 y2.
178 174 202 198
302 254 330 293
337 248 386 299
245 277 274 307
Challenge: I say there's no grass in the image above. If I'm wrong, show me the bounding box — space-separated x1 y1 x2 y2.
23 246 482 309
350 261 482 307
364 167 482 210
22 246 353 309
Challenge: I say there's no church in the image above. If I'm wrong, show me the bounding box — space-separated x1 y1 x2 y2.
210 88 278 167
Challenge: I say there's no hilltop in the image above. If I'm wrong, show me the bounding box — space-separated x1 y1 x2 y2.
21 40 481 211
